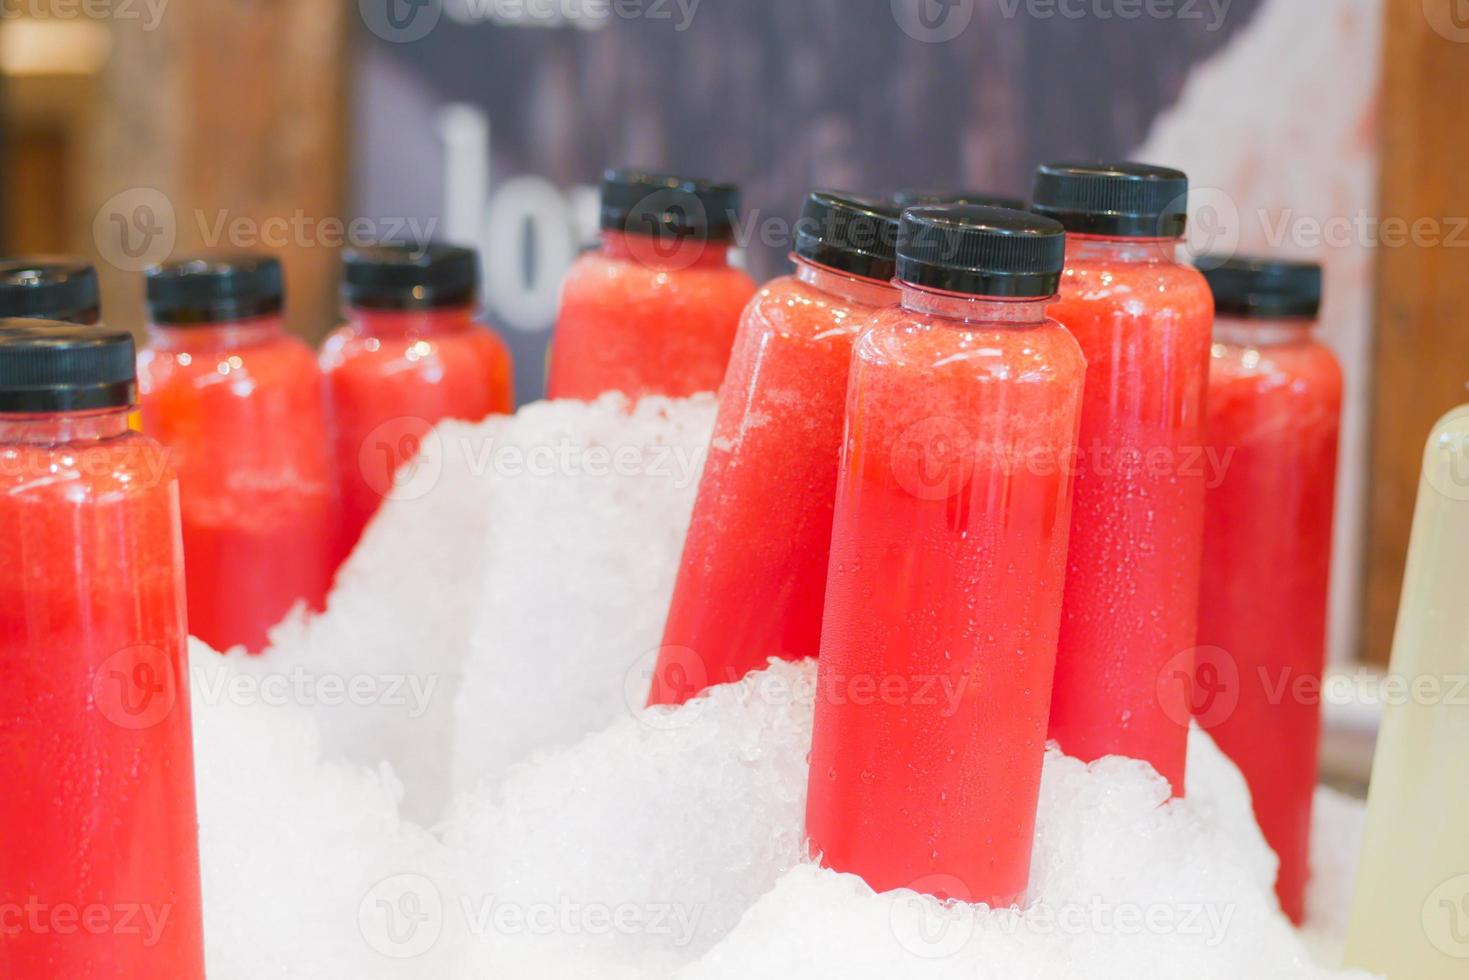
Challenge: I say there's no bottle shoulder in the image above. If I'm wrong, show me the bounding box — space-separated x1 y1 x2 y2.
142 330 320 393
1428 405 1469 455
741 274 891 341
1055 258 1214 316
1209 333 1343 390
854 310 1086 386
561 249 757 302
0 428 176 504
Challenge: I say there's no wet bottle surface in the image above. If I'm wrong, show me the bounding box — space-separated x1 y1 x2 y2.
1032 163 1215 796
806 207 1084 906
548 170 757 401
138 255 334 653
650 192 901 705
0 320 205 979
321 243 514 562
1194 258 1341 923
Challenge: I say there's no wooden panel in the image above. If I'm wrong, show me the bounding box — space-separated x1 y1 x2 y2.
85 0 349 338
3 127 69 253
0 17 107 255
1364 0 1469 663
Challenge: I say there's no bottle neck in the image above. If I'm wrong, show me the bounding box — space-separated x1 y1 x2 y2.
1213 315 1318 348
600 230 733 270
1064 233 1182 266
148 314 288 352
0 406 133 446
899 282 1051 326
794 257 899 308
347 305 476 339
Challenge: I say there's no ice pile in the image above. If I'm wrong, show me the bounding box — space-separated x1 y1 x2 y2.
189 395 1378 979
254 394 715 818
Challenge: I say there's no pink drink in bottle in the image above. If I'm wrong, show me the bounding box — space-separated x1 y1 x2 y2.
650 192 901 705
1033 163 1215 796
138 256 334 653
1 321 205 979
321 244 513 563
1196 257 1340 922
548 171 756 401
807 207 1084 905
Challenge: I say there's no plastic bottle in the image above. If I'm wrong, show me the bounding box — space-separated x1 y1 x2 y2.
138 255 334 653
1193 257 1341 922
650 191 901 705
0 319 205 979
547 170 757 401
321 243 513 561
1033 162 1215 796
1345 405 1469 979
806 206 1083 905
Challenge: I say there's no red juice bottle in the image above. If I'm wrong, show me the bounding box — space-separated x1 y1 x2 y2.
0 320 205 979
1194 257 1340 923
321 243 513 561
806 206 1084 905
649 191 901 706
547 170 757 401
0 257 100 324
1032 163 1214 796
138 255 334 653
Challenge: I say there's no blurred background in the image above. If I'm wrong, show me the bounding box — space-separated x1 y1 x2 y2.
0 0 1464 699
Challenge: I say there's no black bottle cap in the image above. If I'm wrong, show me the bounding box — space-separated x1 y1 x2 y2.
896 206 1067 298
343 243 479 311
0 258 100 324
600 170 741 243
795 191 902 282
894 189 1029 211
146 254 284 325
1199 256 1323 319
1032 162 1189 239
0 319 137 413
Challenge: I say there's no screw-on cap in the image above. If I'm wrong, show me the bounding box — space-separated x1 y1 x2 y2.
894 189 1029 211
795 191 902 282
896 206 1066 298
146 254 284 325
1032 162 1189 239
343 243 479 311
1199 255 1322 320
600 170 741 243
0 319 137 413
0 258 100 324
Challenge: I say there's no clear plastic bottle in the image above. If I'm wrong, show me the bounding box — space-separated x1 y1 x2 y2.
650 191 901 705
547 170 757 401
1194 257 1341 923
0 320 205 979
0 257 100 324
806 206 1084 905
138 255 334 653
1032 162 1215 796
321 243 513 562
1345 405 1469 978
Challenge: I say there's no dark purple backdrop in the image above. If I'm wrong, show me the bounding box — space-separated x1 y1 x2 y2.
355 0 1264 401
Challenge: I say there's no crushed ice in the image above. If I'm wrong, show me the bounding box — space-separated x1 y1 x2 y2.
188 394 1376 979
